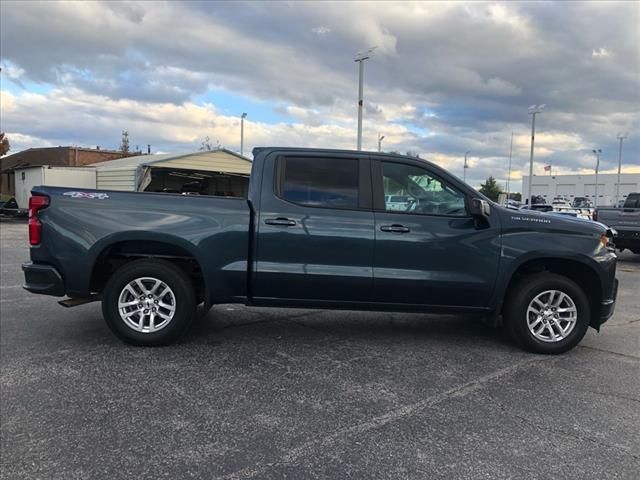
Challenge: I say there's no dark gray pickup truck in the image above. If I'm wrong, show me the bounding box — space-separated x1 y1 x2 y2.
23 147 618 354
594 193 640 254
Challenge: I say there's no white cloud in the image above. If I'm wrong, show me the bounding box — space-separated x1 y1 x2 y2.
1 1 638 189
592 47 612 58
312 26 331 35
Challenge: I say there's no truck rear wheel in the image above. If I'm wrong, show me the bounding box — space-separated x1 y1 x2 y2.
504 273 590 354
102 259 196 346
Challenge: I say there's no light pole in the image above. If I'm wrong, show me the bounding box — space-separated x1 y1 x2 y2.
463 151 470 182
377 134 385 152
506 132 513 201
355 47 375 151
527 104 545 204
240 112 247 157
592 148 601 207
616 134 627 205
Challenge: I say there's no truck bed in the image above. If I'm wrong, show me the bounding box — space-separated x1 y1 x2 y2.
30 186 251 301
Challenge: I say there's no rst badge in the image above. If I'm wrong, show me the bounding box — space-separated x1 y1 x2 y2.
63 191 109 199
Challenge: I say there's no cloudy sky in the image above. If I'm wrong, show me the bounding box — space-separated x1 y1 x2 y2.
1 1 639 189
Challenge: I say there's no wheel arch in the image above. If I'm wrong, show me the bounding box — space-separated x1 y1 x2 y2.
498 255 603 328
88 232 211 309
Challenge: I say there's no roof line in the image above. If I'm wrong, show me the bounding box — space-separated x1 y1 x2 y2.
136 148 252 167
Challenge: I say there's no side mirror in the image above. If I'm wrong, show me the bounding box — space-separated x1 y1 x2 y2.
468 198 491 218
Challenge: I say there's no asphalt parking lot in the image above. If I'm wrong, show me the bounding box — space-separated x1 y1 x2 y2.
1 218 638 479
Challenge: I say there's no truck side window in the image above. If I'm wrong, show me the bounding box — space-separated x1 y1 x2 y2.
382 162 467 216
281 157 359 209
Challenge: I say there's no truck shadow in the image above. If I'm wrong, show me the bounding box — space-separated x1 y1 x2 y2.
184 306 515 351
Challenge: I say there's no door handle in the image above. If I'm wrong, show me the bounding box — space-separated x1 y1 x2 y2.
380 224 410 233
265 217 297 227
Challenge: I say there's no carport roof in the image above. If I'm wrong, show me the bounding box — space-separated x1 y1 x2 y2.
92 148 252 175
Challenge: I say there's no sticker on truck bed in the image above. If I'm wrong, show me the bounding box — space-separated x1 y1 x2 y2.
63 191 109 199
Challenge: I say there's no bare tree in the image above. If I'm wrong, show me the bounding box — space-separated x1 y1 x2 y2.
120 130 130 154
199 136 212 151
199 136 220 151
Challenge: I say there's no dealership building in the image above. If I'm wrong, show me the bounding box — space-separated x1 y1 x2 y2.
521 173 640 206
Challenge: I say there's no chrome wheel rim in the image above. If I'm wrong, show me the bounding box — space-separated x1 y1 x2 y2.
526 290 577 343
118 277 176 333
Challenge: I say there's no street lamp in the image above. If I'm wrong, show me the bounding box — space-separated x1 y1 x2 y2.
355 47 375 151
377 133 385 152
506 132 514 201
527 104 545 204
592 148 602 207
463 151 470 182
240 112 247 157
616 134 627 205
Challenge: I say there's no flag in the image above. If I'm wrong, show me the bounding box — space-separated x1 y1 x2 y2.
544 165 551 172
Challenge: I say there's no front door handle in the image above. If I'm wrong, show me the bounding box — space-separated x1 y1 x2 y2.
265 217 297 227
380 224 410 233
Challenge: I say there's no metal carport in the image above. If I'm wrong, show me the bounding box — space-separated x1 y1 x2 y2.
93 149 252 196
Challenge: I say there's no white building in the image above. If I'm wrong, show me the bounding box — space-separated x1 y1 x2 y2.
521 173 640 206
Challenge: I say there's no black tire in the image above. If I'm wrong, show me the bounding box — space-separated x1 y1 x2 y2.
102 259 196 346
504 272 590 354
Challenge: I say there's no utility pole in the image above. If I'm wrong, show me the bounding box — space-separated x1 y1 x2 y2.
463 151 470 182
377 133 385 152
592 148 602 207
506 132 513 201
527 104 545 204
355 47 375 151
240 112 247 157
616 134 627 205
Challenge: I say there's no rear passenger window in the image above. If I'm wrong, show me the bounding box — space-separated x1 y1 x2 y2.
281 157 359 209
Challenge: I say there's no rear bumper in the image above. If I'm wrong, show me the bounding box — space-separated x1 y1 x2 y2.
22 262 65 297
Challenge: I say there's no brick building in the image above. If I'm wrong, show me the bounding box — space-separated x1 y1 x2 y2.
0 147 137 197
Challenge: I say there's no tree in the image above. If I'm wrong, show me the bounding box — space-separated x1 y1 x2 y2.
120 130 130 154
199 136 212 151
199 136 220 151
478 176 503 201
0 133 9 157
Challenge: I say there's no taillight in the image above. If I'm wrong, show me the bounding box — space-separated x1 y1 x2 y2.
28 194 49 246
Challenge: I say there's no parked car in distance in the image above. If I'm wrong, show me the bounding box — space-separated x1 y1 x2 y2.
594 193 640 254
23 148 618 354
550 197 592 220
384 195 410 211
573 197 593 209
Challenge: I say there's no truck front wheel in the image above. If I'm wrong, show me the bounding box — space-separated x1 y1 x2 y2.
102 259 196 346
504 273 590 354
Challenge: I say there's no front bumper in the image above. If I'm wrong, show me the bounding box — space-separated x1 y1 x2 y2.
596 277 618 327
22 262 65 297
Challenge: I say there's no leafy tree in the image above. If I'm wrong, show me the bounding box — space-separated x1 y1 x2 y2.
478 176 503 201
120 130 130 154
0 133 9 157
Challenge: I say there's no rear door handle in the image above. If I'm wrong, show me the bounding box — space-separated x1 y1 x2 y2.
380 224 410 233
265 217 297 227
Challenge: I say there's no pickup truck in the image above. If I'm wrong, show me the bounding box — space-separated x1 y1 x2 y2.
594 193 640 254
23 147 618 354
